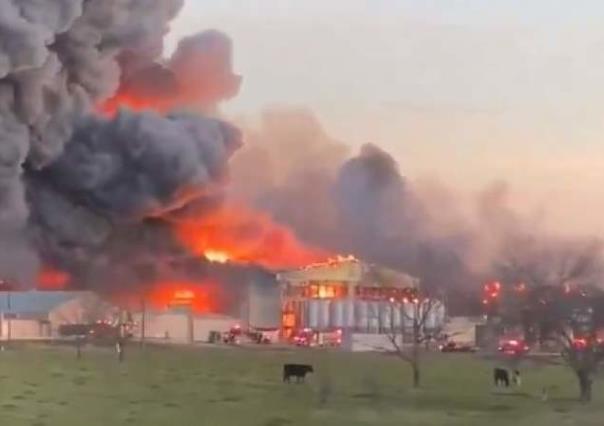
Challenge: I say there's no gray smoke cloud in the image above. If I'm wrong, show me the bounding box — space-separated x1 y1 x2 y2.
2 1 594 320
0 1 250 288
41 111 240 221
229 108 579 313
27 110 241 276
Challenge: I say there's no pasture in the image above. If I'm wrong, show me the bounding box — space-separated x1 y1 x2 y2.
0 343 602 426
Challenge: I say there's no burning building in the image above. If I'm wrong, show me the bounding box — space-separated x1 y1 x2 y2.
129 263 280 344
0 2 461 341
278 256 445 350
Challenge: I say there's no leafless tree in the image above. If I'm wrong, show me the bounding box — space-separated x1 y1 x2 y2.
386 297 444 388
53 292 118 359
52 292 116 325
496 238 604 402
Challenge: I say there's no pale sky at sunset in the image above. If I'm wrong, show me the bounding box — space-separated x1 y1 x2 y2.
168 1 604 235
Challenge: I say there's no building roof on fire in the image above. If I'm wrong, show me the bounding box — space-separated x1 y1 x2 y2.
0 291 93 315
276 258 418 288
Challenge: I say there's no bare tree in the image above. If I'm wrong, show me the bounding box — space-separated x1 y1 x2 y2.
53 292 118 359
496 238 604 402
386 297 444 388
52 292 116 326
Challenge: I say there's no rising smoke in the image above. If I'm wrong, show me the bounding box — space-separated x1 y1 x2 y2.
0 1 597 315
230 117 477 296
229 108 579 310
0 1 242 289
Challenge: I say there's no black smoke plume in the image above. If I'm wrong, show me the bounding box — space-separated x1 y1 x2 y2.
0 1 241 290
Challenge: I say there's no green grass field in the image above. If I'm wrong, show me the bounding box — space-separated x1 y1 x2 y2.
0 344 602 426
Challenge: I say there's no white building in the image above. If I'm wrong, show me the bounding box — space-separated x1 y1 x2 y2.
133 309 239 344
0 291 116 340
278 257 446 351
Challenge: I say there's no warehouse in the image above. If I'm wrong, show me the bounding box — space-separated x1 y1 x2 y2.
131 267 279 344
278 256 445 351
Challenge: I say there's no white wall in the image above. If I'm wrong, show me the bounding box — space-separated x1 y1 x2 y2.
443 317 483 344
0 319 48 340
140 313 191 343
135 312 239 344
193 316 237 342
247 281 280 329
349 333 402 352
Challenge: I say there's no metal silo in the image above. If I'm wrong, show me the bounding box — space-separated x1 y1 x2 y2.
308 300 320 329
331 300 345 328
320 300 331 330
380 302 392 331
344 300 355 329
355 300 369 331
392 303 402 330
368 301 380 333
426 301 445 330
403 303 415 323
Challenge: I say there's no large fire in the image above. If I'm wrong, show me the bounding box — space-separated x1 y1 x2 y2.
174 204 329 270
37 266 71 290
100 58 329 272
101 92 174 117
204 250 230 264
147 281 218 314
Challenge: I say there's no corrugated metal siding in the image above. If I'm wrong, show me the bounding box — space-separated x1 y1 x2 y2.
0 291 92 314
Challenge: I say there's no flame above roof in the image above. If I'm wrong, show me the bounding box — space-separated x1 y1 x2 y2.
277 257 418 288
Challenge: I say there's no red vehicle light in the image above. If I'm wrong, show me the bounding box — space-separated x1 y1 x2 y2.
499 339 529 354
573 338 588 349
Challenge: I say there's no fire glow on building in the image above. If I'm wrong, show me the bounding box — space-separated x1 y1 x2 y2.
278 256 445 343
0 1 450 349
144 282 219 314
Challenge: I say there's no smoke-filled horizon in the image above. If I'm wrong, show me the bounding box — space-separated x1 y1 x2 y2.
0 1 601 315
0 1 245 290
169 0 604 238
227 108 550 294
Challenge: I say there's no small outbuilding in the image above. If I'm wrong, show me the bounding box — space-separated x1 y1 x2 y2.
0 291 116 340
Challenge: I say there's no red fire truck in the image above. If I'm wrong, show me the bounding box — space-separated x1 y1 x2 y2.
292 328 342 348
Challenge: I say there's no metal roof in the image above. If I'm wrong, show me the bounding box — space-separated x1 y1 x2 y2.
0 291 91 314
277 259 418 288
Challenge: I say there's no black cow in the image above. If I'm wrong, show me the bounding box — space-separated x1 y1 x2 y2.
283 364 314 383
494 368 510 387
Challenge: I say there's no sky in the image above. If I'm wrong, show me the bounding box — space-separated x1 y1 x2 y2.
168 0 604 235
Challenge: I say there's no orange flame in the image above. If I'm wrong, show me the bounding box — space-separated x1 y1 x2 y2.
204 250 230 264
174 204 329 270
101 92 176 117
102 83 330 272
147 281 218 314
37 267 71 290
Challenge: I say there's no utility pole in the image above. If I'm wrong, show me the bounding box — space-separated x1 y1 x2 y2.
0 280 14 350
140 295 146 349
7 291 11 344
187 305 194 345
